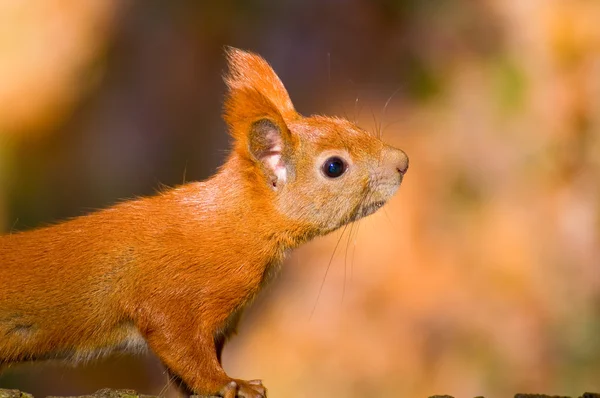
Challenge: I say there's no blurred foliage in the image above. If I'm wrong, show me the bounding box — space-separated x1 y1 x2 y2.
1 0 600 397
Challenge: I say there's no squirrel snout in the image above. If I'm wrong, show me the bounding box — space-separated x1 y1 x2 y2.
383 145 409 176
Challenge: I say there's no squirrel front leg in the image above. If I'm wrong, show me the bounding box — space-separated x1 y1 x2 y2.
138 306 265 398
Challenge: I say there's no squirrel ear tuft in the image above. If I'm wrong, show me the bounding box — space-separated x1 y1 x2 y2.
224 47 297 121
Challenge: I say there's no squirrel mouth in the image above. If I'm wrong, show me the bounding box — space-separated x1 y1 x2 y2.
353 200 386 221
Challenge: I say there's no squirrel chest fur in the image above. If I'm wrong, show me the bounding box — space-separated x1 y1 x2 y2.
0 48 409 398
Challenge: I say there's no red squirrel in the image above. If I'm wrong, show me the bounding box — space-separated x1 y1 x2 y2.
0 48 409 397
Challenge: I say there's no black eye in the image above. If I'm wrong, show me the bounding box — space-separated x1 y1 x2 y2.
322 156 347 178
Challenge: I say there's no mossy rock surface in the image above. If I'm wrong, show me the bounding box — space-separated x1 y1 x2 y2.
0 389 34 398
2 389 600 398
0 389 221 398
429 394 600 398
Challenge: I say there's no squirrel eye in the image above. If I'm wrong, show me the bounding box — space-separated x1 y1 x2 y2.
322 156 347 178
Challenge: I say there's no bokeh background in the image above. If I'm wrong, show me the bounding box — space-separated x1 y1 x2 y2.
1 0 600 397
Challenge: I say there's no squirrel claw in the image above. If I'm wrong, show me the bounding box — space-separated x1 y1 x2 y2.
218 379 266 398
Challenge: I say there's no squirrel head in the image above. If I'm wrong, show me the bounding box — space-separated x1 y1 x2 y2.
223 48 409 238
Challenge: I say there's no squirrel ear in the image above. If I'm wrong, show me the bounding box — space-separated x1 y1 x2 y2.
223 48 299 189
248 119 291 189
224 47 297 120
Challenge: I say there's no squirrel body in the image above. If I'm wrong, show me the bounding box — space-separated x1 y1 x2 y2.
0 49 408 398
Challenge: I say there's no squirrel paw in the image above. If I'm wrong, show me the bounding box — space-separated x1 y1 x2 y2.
218 379 266 398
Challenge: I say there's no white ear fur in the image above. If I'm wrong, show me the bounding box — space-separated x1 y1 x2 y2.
249 119 288 189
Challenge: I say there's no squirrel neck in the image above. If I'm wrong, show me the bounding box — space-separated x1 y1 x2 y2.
169 153 315 257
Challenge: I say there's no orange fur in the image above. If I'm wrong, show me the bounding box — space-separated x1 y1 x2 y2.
0 48 409 397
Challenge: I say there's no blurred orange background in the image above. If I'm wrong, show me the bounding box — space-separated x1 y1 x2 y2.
1 1 599 397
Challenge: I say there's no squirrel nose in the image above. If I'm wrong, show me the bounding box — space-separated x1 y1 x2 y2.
397 153 409 175
383 145 409 176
